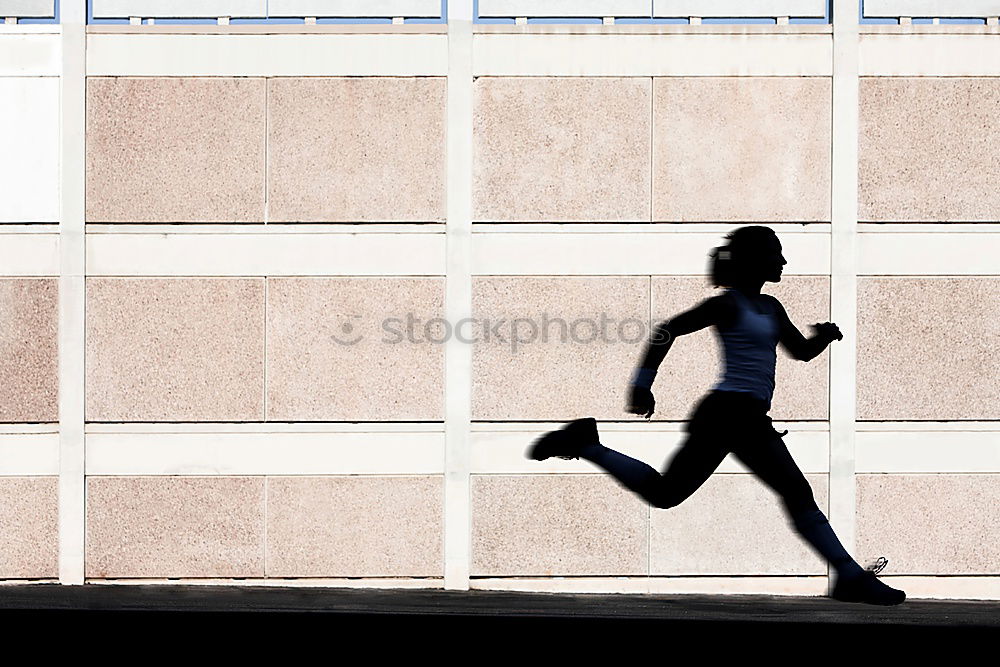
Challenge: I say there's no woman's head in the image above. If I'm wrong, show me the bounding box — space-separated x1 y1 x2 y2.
708 226 786 288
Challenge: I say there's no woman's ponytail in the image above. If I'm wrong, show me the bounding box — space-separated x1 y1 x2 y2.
709 245 735 288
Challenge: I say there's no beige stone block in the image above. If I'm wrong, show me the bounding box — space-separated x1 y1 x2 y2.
473 77 651 222
471 474 647 576
0 477 58 578
650 276 829 421
267 77 446 222
857 278 999 420
86 278 264 421
859 78 1000 222
85 476 265 578
653 77 831 222
266 476 442 577
86 77 266 223
650 474 829 575
857 474 1000 574
266 277 444 421
0 279 58 422
471 276 648 421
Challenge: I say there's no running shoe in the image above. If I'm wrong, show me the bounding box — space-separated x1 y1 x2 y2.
831 557 906 606
527 417 599 461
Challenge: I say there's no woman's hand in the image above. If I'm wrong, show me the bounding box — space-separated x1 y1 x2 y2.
627 385 656 419
811 322 843 342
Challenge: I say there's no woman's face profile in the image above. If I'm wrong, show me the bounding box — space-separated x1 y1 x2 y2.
758 236 787 283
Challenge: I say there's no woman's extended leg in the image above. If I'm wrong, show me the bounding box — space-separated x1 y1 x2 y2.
729 436 865 580
580 433 729 509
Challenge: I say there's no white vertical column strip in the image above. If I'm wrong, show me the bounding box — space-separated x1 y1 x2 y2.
829 0 859 593
59 0 87 585
444 0 473 590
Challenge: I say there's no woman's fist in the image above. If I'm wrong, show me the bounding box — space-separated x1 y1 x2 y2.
627 385 656 419
811 322 843 341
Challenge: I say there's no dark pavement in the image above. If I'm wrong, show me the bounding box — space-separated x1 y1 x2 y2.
1 583 997 645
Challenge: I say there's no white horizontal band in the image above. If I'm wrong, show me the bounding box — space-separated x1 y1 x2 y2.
859 230 1000 275
861 34 1000 75
0 33 60 75
85 431 445 475
86 33 448 75
0 24 58 31
471 427 831 473
472 225 830 275
86 227 446 276
6 225 1000 276
0 229 58 275
474 33 832 75
2 426 998 475
856 430 1000 473
0 433 59 474
7 31 994 79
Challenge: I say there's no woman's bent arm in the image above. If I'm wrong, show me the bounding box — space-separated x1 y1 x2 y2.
767 295 837 362
636 295 731 371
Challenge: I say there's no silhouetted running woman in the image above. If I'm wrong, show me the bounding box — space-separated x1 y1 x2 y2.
528 225 905 606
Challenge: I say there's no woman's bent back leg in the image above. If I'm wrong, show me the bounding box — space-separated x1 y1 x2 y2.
581 433 728 509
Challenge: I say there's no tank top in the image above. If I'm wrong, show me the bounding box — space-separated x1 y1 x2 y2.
712 287 780 410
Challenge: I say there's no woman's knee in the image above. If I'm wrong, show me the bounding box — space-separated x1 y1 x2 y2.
647 486 685 510
650 497 677 510
783 485 820 517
